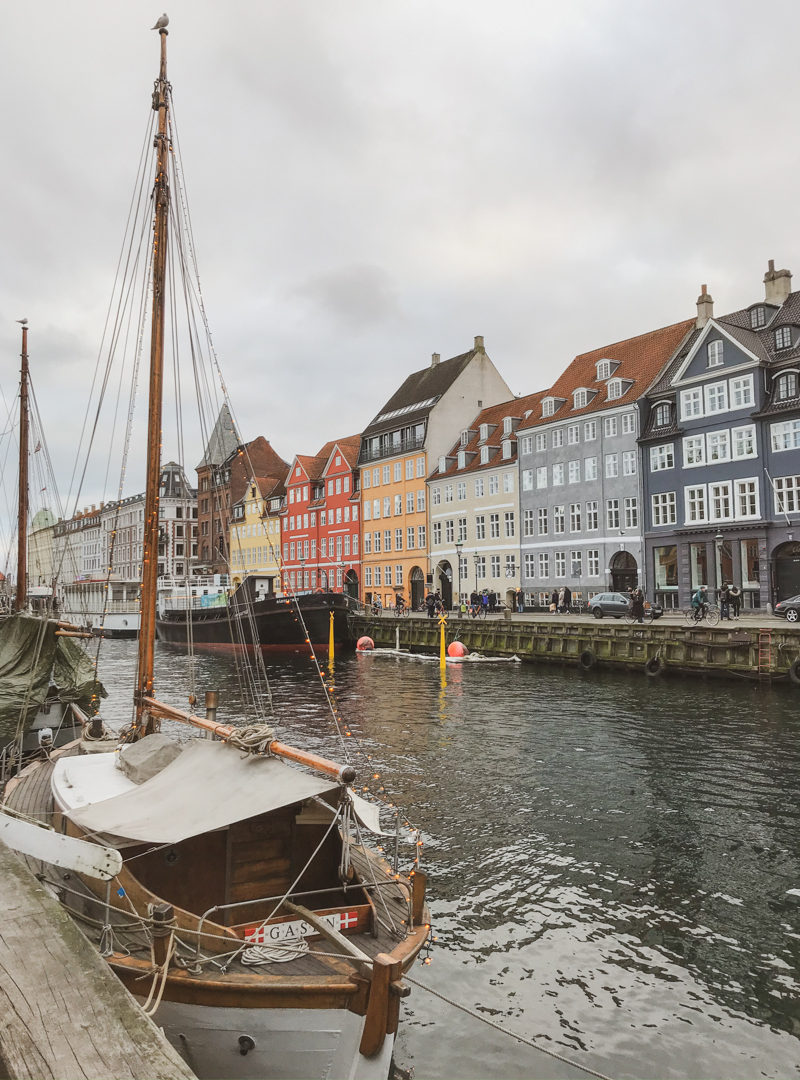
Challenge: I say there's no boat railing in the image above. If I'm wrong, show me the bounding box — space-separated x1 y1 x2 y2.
157 573 231 590
62 599 141 615
159 594 228 613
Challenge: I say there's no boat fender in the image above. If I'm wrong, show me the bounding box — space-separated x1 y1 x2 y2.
579 649 596 670
356 636 374 652
788 658 800 686
645 656 665 677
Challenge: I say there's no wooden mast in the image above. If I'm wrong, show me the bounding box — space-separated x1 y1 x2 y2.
15 322 29 613
136 27 170 735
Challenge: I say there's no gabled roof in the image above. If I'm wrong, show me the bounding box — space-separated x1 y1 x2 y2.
229 438 290 507
322 435 361 474
288 440 339 487
518 319 694 430
197 404 239 469
362 344 482 439
435 390 548 479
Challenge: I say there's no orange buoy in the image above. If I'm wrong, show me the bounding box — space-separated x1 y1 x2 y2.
356 636 375 652
447 640 468 658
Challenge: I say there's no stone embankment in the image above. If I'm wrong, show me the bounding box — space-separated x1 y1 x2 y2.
348 612 800 684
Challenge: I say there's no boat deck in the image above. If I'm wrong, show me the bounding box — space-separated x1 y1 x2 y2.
4 751 419 987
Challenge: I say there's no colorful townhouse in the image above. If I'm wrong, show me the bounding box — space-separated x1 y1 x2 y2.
358 337 512 609
281 436 361 596
516 319 693 607
228 472 286 593
428 391 546 609
641 262 800 610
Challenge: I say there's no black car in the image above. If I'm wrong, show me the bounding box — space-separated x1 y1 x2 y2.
773 595 800 623
586 591 663 620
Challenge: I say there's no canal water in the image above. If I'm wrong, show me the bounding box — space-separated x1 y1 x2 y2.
96 641 800 1079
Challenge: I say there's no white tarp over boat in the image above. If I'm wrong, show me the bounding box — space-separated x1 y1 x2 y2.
66 739 340 844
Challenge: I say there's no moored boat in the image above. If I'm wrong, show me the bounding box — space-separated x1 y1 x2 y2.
156 573 352 650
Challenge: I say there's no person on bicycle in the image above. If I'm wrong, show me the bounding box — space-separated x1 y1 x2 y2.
691 585 708 620
371 596 382 616
395 594 405 615
630 585 645 624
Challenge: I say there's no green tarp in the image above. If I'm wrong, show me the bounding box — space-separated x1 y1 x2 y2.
0 614 106 743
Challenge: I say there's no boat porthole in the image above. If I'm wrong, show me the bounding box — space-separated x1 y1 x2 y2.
579 649 596 670
645 656 665 677
788 659 800 687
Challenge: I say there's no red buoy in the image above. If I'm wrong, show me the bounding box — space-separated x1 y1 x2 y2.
356 636 375 652
447 640 468 658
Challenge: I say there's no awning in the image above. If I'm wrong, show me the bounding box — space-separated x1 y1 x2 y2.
67 740 340 844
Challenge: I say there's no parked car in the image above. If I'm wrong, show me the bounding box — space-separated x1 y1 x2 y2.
773 595 800 623
586 591 663 619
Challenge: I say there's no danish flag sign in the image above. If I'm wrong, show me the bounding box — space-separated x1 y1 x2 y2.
245 910 359 944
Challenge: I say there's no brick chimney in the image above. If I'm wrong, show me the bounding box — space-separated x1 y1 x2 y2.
431 352 440 366
764 259 792 306
474 335 485 352
696 284 714 329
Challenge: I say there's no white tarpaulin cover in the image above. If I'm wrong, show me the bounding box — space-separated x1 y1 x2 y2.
67 739 340 844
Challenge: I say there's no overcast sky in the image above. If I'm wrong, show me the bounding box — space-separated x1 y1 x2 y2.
1 0 799 529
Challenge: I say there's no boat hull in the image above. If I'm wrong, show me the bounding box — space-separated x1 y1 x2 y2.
150 1001 395 1080
156 591 352 650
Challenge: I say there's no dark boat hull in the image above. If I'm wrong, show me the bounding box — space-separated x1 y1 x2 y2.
156 591 352 651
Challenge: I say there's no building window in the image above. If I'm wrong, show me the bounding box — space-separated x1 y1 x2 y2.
606 499 620 530
707 430 730 462
475 555 486 580
570 550 582 577
538 552 549 578
607 379 623 400
458 517 467 541
680 387 703 419
603 416 618 437
488 474 499 495
504 472 514 493
771 419 800 451
775 326 793 350
567 424 580 444
489 513 500 539
520 436 533 455
522 469 533 491
475 477 485 497
432 487 441 506
707 340 724 367
704 381 728 413
585 501 598 530
584 420 597 441
596 359 612 380
587 549 600 576
775 371 798 400
732 425 756 458
730 374 754 409
537 507 548 535
406 458 415 479
623 497 638 529
622 451 637 476
417 524 426 548
542 398 555 417
569 503 581 532
504 512 515 537
552 428 564 449
553 506 565 534
651 492 677 526
622 413 635 435
554 551 566 577
735 479 759 518
407 526 415 549
685 485 707 523
604 453 619 478
457 481 466 499
432 523 442 545
774 475 800 514
536 467 548 489
568 460 580 483
475 515 485 540
584 456 598 481
710 482 733 520
445 520 454 543
683 435 705 467
524 508 534 536
653 402 671 427
490 555 500 578
535 433 546 452
573 389 587 409
395 528 403 550
750 307 766 329
444 485 453 503
552 463 565 486
524 552 535 578
650 443 674 471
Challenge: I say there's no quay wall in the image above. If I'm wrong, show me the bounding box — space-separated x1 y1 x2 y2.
347 614 800 684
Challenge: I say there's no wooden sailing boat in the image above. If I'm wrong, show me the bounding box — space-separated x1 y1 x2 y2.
0 322 100 772
3 20 428 1080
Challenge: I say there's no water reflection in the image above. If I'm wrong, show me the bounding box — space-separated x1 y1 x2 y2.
96 642 800 1079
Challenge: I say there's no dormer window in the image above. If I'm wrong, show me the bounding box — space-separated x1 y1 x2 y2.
479 423 489 440
707 340 723 368
460 430 469 447
775 326 793 350
607 379 624 401
542 398 555 417
438 455 447 473
503 416 513 435
502 440 512 459
480 445 490 464
775 371 799 401
573 389 588 409
653 402 671 427
457 450 466 469
750 306 766 329
596 359 613 380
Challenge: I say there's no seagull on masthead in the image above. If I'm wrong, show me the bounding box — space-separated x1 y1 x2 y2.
151 13 169 29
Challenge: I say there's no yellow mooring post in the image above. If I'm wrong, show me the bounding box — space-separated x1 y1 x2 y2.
438 610 448 671
329 609 335 660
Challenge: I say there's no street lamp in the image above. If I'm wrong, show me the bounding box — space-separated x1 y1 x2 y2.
473 551 480 591
455 540 463 610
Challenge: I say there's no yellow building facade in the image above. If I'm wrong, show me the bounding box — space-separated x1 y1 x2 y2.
229 478 283 593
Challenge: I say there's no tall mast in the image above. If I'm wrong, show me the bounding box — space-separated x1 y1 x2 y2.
136 27 170 734
15 322 29 613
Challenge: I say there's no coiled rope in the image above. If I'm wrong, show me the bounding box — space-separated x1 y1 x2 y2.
404 975 616 1080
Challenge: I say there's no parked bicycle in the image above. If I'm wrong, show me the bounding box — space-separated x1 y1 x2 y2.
684 604 720 626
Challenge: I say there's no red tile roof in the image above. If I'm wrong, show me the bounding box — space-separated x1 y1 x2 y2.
435 389 549 478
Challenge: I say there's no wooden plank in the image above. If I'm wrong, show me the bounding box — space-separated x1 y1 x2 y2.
0 842 196 1080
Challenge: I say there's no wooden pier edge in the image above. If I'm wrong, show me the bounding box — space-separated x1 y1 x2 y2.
0 842 196 1080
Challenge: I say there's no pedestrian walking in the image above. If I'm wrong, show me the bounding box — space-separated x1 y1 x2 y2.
425 592 436 618
630 586 645 623
729 583 741 618
719 582 731 620
515 587 523 613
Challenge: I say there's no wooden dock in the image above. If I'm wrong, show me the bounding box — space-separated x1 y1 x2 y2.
0 840 196 1080
349 612 800 683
